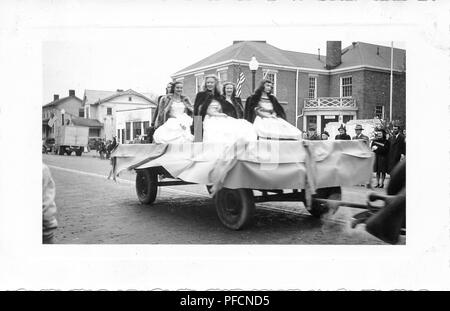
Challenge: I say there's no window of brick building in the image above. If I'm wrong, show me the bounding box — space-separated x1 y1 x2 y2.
263 70 277 96
340 76 352 97
107 107 112 115
375 105 384 119
217 69 228 83
79 108 84 117
308 76 317 98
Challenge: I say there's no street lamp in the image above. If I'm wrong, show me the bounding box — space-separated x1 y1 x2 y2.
61 109 65 126
249 56 259 92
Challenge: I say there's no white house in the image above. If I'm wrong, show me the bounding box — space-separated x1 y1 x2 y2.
82 89 157 141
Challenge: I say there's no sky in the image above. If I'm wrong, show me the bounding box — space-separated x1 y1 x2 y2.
43 34 405 105
38 1 410 105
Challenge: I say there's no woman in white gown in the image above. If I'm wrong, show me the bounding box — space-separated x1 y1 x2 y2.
153 82 194 144
200 97 257 143
245 79 302 140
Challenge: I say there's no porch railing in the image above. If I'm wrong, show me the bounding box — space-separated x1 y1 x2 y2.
304 97 357 110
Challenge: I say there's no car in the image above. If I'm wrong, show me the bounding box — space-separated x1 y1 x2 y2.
42 138 55 154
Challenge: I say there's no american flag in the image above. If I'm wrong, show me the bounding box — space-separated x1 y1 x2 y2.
235 66 246 97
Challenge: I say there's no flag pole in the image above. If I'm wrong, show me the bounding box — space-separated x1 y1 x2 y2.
389 41 394 122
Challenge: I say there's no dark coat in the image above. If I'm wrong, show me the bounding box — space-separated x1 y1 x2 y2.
219 96 244 119
244 94 286 123
388 133 406 173
335 133 351 140
371 138 389 173
352 133 370 145
307 133 321 141
152 94 166 126
194 91 221 116
199 96 239 120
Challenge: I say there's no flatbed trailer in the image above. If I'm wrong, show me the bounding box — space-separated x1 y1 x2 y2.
111 139 375 230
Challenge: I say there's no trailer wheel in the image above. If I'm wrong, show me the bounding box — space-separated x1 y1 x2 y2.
58 146 64 155
136 169 158 205
65 150 72 156
215 188 255 230
308 186 342 218
75 150 82 156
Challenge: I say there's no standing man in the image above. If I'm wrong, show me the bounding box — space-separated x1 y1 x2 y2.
388 125 406 174
306 127 321 140
352 124 369 145
352 124 371 188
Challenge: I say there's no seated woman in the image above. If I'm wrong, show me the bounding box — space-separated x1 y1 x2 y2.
221 82 244 119
245 79 302 140
200 97 256 143
153 82 194 144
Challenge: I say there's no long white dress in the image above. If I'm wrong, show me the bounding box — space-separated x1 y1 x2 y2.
202 102 257 144
153 100 194 144
252 99 302 140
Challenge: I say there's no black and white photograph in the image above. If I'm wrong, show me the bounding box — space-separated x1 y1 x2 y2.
1 0 450 291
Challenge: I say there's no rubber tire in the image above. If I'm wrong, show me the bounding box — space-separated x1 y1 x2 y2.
308 186 342 218
65 150 72 156
75 150 82 156
135 169 158 205
214 188 255 230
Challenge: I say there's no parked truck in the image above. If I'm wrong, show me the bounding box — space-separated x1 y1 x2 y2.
54 125 89 156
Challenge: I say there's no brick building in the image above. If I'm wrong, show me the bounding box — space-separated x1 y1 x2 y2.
171 41 406 133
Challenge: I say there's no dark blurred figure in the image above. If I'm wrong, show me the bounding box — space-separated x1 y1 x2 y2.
352 124 369 145
388 125 406 174
306 127 320 140
321 131 330 140
371 128 389 188
335 124 351 140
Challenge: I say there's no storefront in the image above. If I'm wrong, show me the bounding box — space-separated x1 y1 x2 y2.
116 107 154 143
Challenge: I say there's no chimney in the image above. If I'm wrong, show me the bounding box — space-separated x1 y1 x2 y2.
69 89 75 96
53 94 59 101
318 48 321 60
377 46 380 55
326 41 342 69
116 89 123 92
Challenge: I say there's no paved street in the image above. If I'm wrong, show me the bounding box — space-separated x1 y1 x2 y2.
43 151 402 245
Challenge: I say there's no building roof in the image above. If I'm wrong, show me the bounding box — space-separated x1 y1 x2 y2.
172 40 406 76
42 95 82 108
70 116 103 128
338 42 406 71
83 89 157 106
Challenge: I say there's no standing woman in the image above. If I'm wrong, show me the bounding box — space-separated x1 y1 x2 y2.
371 128 390 188
221 82 244 119
245 79 301 140
153 82 194 144
152 82 174 127
335 124 351 140
193 74 222 116
148 82 173 142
